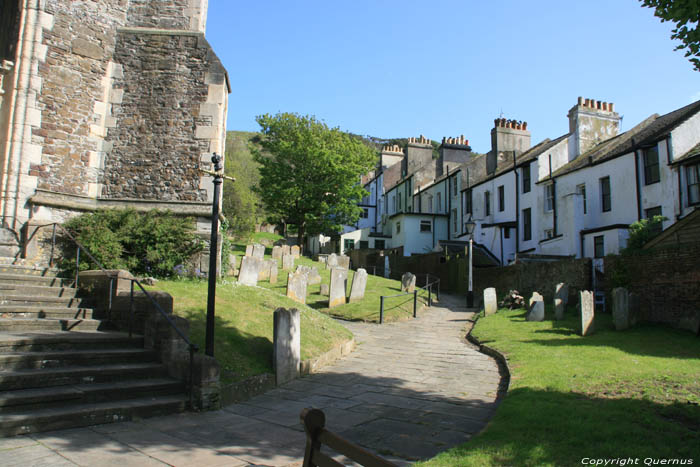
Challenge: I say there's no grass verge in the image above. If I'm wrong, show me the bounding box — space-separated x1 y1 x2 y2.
420 307 700 466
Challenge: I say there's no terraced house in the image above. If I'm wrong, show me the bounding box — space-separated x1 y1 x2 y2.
338 97 700 264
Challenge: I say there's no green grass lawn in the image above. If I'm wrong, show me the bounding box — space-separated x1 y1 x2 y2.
422 306 700 467
232 244 432 322
150 279 352 384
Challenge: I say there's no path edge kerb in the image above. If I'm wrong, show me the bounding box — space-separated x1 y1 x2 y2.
465 316 511 400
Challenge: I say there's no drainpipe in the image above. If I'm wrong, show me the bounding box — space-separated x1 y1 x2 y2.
633 144 642 221
514 154 520 256
549 154 557 235
499 226 504 265
667 136 682 219
447 171 451 241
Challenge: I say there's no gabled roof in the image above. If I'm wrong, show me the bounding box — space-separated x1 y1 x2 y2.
515 134 568 167
672 141 700 165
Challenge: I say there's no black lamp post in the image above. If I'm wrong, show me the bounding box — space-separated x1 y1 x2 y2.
205 153 223 357
465 216 476 308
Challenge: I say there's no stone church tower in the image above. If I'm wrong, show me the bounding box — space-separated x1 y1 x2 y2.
0 0 229 258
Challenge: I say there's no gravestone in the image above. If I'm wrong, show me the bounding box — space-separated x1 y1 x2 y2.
401 272 416 293
273 308 300 385
296 265 321 285
336 255 350 270
286 272 307 305
228 255 237 276
291 245 300 258
555 282 569 305
326 253 338 269
527 292 545 321
252 244 265 259
269 263 278 284
348 268 368 302
318 255 327 265
329 268 348 308
258 259 276 282
271 245 283 261
320 283 329 296
281 245 290 256
282 254 295 271
483 288 497 316
554 298 565 320
245 245 253 257
580 290 595 336
612 287 630 331
238 256 261 286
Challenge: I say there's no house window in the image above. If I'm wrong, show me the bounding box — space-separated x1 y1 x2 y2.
395 221 401 234
374 239 385 249
545 184 554 212
594 235 605 258
688 163 700 205
420 220 432 232
428 195 433 213
498 185 505 212
523 208 532 241
465 190 472 215
452 208 457 232
485 191 491 216
503 228 510 239
437 192 442 212
359 240 369 249
392 195 396 214
343 239 355 253
643 146 660 185
522 164 531 193
600 176 611 212
398 193 402 212
361 208 368 219
452 177 458 196
577 184 587 214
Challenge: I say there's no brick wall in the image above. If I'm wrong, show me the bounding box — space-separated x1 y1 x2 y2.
605 245 700 333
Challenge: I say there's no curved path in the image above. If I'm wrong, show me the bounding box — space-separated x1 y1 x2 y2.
0 294 504 466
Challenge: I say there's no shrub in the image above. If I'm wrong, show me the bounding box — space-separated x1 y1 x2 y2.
622 215 667 253
59 209 204 278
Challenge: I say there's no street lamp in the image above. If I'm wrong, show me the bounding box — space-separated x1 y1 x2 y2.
465 216 476 308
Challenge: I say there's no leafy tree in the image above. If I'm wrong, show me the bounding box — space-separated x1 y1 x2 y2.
640 0 700 71
252 113 377 246
622 215 667 253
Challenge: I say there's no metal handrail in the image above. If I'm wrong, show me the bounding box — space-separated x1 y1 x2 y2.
378 276 440 324
37 222 199 408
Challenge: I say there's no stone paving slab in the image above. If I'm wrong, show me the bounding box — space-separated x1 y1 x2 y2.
0 294 503 466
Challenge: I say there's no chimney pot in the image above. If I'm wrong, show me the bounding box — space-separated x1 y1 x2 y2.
523 122 527 130
610 102 615 112
585 98 590 107
578 96 584 105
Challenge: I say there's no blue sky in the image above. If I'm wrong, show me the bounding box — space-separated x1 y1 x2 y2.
207 0 699 154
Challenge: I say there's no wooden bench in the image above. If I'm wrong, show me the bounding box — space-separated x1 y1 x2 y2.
300 408 397 467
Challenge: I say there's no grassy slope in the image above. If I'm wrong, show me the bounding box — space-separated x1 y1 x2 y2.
421 306 700 466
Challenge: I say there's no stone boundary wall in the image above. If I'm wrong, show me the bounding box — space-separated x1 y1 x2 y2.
604 245 700 333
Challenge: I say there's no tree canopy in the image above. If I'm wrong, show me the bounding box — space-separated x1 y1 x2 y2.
640 0 700 71
252 113 377 245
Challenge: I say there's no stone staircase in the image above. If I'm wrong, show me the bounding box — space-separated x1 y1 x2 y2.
0 260 188 437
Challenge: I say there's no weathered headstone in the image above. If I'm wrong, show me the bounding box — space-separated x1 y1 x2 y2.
296 265 321 285
281 245 290 256
580 290 595 336
252 243 265 259
258 259 276 281
245 245 253 257
555 282 569 305
286 272 308 305
318 255 327 265
527 293 545 321
612 287 630 331
554 298 565 320
320 283 329 296
238 256 261 286
269 263 278 284
483 287 497 316
291 245 300 258
336 255 350 270
329 268 348 307
228 255 237 275
273 308 300 385
326 253 338 269
401 272 416 293
271 245 283 261
348 268 368 302
282 254 295 271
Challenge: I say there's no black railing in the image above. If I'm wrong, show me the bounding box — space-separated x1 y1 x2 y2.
377 274 440 324
39 222 199 408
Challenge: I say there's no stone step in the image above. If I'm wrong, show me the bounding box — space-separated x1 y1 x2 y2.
0 394 187 437
0 295 90 308
0 377 184 412
0 361 169 390
0 305 94 319
0 331 143 352
0 318 101 333
0 283 78 298
0 265 60 277
0 347 157 370
0 273 71 288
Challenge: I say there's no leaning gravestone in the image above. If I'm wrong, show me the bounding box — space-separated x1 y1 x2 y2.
273 308 300 385
320 283 329 296
238 256 261 286
336 255 350 270
245 244 253 257
271 245 283 261
286 272 308 305
580 290 595 336
527 292 545 321
483 287 497 316
269 263 278 284
326 253 338 270
401 272 416 293
329 268 348 308
554 298 565 320
282 254 295 271
612 287 630 331
291 245 300 258
258 259 277 281
252 244 265 259
555 282 569 305
349 268 368 302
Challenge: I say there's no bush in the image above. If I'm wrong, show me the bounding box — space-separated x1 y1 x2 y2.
59 209 204 278
622 215 667 253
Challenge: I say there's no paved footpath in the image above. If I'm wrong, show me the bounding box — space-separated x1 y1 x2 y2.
0 294 504 466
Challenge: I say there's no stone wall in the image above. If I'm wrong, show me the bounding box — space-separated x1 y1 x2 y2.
604 245 700 333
